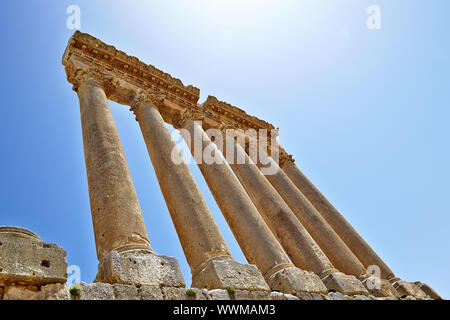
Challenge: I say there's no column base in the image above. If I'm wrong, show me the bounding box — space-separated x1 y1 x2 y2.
95 245 185 288
191 256 270 291
361 276 400 298
414 281 442 300
390 279 427 299
321 272 369 295
266 266 327 294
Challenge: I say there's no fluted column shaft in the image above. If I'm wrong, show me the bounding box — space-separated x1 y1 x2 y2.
76 72 150 260
280 155 395 280
258 153 367 278
132 98 231 274
223 135 335 277
179 118 293 279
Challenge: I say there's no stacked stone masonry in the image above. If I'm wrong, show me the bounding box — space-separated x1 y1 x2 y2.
0 31 442 300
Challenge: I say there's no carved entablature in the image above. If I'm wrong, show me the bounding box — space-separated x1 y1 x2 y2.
62 31 200 108
62 32 278 143
278 148 295 168
203 96 275 132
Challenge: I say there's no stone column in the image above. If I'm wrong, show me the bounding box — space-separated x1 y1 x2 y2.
257 152 366 277
219 129 368 295
174 110 322 294
278 149 428 298
72 69 185 288
131 93 269 291
255 150 401 297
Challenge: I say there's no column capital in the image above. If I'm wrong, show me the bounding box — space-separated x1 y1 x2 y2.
69 68 119 93
173 108 205 129
130 91 166 121
217 123 235 136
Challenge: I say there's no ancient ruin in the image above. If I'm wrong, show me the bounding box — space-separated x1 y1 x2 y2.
0 31 442 300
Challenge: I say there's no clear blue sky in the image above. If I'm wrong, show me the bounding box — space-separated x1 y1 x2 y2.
0 0 448 298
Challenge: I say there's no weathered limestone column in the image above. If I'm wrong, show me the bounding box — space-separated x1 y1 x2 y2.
131 92 269 291
278 149 428 298
173 110 323 294
72 69 185 288
218 129 368 295
254 150 399 297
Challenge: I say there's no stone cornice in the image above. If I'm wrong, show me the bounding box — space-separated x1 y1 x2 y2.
62 31 199 108
203 96 275 132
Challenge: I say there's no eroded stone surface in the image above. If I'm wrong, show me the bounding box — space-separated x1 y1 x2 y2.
266 267 327 294
96 249 185 288
138 284 164 300
321 272 368 295
78 282 115 300
191 257 270 291
112 284 139 300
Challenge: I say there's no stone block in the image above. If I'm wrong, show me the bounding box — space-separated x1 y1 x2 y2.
112 284 139 300
232 290 273 300
0 226 67 286
96 249 185 288
321 272 368 295
310 293 327 300
138 284 164 300
414 281 442 300
3 285 42 300
269 291 289 300
266 266 327 294
3 283 66 300
46 286 71 300
295 292 313 300
392 280 427 299
191 257 270 291
78 282 114 300
161 287 208 300
162 286 188 300
362 277 400 298
324 292 346 300
207 289 231 300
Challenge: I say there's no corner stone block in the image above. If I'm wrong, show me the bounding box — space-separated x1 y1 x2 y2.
95 249 185 288
191 257 270 292
321 272 368 295
266 266 327 294
392 280 427 299
414 282 442 300
0 226 67 286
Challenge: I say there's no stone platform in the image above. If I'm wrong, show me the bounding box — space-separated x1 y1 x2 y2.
0 282 428 301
